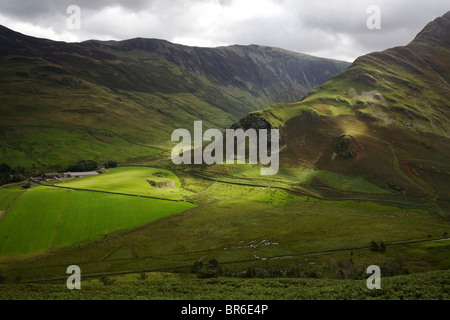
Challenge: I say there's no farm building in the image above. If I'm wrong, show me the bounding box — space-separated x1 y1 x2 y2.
66 171 99 178
42 172 60 180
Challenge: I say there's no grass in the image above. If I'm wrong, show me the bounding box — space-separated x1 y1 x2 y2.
0 168 447 302
203 164 390 195
0 185 25 211
0 186 195 256
0 188 67 255
0 36 350 171
0 126 163 170
1 174 448 283
313 170 390 194
57 166 193 200
0 270 448 300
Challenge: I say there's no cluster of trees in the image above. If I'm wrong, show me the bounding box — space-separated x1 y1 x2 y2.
67 160 118 172
67 160 99 172
0 163 33 186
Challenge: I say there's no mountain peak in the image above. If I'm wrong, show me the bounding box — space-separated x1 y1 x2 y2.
412 11 450 45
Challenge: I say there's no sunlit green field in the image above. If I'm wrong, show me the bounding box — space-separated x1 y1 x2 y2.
0 186 194 256
201 164 390 195
57 166 192 200
0 185 25 211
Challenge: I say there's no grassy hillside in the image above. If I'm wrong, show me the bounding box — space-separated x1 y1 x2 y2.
57 167 192 200
231 11 450 201
0 25 349 171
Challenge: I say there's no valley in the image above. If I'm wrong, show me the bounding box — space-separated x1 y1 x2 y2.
0 11 449 300
0 165 449 299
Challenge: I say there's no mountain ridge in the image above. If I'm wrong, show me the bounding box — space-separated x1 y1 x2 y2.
0 24 349 171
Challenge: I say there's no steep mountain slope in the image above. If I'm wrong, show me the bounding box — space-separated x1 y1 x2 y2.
233 11 450 200
0 25 349 170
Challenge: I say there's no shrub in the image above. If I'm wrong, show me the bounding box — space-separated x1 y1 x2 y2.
104 161 118 169
100 276 116 286
370 241 379 252
139 272 148 281
370 241 387 252
192 259 222 278
208 259 219 269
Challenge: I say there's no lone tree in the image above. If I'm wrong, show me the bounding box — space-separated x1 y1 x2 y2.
379 242 387 252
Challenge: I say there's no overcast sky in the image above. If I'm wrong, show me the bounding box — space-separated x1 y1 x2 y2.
0 0 448 62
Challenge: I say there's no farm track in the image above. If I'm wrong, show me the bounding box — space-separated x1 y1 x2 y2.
180 170 449 222
126 164 449 220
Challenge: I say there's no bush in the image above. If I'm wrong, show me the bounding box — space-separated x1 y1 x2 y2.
22 181 32 189
198 269 219 279
192 259 222 278
208 259 219 269
100 276 116 286
104 161 118 169
370 241 387 252
370 241 379 252
139 272 148 281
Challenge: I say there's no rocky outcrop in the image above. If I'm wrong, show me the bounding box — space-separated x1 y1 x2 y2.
146 178 176 189
334 135 364 159
231 112 273 130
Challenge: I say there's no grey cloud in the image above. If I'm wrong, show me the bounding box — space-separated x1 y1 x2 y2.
0 0 153 17
0 0 448 62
